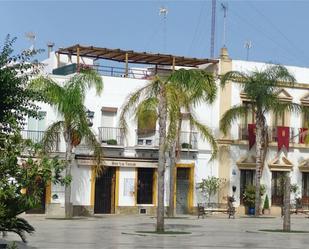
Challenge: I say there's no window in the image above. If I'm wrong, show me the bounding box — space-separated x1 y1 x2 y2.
137 168 154 204
240 170 255 204
271 171 285 206
101 110 117 127
302 173 309 205
240 102 255 140
28 111 46 131
273 112 285 127
302 111 309 128
243 101 255 126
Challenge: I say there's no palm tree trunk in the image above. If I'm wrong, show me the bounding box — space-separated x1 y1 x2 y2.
64 131 73 218
283 173 291 231
157 85 167 232
168 142 176 217
168 117 182 217
255 113 264 216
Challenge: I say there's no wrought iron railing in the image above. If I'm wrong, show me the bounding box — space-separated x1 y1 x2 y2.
238 124 300 143
98 127 125 146
21 130 60 151
179 131 198 150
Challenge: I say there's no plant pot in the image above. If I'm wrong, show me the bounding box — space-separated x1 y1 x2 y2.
262 208 270 215
106 139 117 145
248 207 255 215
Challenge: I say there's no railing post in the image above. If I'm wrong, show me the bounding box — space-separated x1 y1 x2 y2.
76 45 80 68
125 53 129 77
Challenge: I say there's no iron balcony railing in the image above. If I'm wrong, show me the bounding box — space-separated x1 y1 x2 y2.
179 131 198 150
238 124 302 144
21 130 60 151
98 127 125 146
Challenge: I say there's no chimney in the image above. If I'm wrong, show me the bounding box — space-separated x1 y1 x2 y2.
47 42 55 58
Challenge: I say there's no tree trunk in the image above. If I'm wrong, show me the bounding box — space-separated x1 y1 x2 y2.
168 142 176 217
168 117 182 217
64 131 73 218
157 84 167 232
283 174 291 232
254 113 264 216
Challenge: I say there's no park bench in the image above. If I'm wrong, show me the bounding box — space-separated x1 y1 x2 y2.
281 199 309 217
198 197 235 219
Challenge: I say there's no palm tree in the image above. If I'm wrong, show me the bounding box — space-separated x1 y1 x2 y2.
120 69 218 230
166 69 218 217
30 68 103 218
220 65 301 216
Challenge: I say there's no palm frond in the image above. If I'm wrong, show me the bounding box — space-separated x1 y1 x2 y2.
42 121 64 152
168 69 217 104
220 105 249 135
220 71 248 88
119 82 155 136
188 113 218 161
30 76 65 106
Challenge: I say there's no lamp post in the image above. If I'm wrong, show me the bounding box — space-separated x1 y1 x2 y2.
86 109 94 127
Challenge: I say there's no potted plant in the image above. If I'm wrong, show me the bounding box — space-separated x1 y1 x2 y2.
243 184 266 215
106 139 117 145
262 194 270 215
181 143 192 149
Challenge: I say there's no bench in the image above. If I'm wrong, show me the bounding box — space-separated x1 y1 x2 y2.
281 200 309 217
198 197 236 219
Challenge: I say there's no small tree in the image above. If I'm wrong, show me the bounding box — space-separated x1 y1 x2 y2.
263 194 270 210
0 133 69 242
197 177 226 204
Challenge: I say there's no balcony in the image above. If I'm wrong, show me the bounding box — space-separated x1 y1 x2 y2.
136 129 159 148
238 124 302 144
21 130 60 151
135 130 198 150
98 127 125 147
179 131 198 150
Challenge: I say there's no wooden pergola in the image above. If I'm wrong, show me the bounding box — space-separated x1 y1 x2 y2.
56 44 218 76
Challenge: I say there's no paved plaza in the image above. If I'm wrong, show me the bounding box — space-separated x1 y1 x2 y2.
3 214 309 249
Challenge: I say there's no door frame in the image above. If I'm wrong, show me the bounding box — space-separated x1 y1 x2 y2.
91 166 119 214
174 163 194 213
134 167 157 206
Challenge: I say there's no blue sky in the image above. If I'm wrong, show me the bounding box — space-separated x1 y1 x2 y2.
1 0 309 67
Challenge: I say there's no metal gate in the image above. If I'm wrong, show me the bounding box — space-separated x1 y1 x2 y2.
94 167 115 214
176 168 190 214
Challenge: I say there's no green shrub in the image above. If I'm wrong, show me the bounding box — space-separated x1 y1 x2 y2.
243 184 266 208
181 143 192 149
107 139 117 145
263 194 270 209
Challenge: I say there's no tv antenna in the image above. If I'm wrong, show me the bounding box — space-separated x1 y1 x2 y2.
159 6 168 52
210 0 216 58
244 41 253 61
221 3 228 47
25 32 36 51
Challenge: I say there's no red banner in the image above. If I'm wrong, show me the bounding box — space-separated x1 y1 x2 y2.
248 124 256 149
277 126 290 151
299 128 308 144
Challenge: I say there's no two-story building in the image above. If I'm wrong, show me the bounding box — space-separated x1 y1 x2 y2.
23 44 309 216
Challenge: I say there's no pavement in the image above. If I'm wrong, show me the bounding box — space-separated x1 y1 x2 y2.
3 214 309 249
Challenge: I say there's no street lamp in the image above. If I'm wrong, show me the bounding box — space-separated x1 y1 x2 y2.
86 109 94 127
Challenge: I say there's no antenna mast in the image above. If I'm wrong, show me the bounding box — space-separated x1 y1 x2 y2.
244 41 253 61
221 3 228 47
159 6 168 52
210 0 216 58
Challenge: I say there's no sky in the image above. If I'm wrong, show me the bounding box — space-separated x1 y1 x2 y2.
1 0 309 67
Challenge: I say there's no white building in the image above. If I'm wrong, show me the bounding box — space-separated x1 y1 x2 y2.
24 44 309 216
